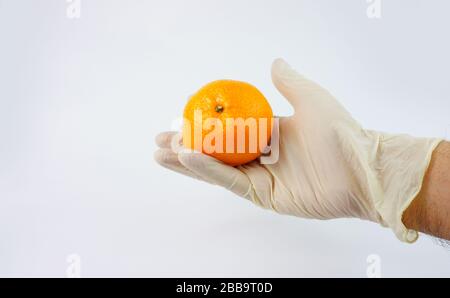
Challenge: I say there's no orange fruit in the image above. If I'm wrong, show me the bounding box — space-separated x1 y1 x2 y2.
183 80 273 166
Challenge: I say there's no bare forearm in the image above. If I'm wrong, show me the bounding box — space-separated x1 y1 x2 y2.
403 141 450 240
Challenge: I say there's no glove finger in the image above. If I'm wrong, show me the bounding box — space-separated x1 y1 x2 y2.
155 131 178 149
178 152 253 198
154 149 203 180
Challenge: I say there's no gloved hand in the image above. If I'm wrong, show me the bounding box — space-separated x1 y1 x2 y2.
154 59 442 243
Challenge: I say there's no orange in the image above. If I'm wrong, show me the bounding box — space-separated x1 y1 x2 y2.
183 80 273 166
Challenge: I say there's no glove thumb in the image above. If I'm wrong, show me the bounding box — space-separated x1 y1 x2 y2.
271 58 353 121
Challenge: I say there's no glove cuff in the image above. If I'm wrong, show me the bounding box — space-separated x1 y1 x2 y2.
373 133 443 243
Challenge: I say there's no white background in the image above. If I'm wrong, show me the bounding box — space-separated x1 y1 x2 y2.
0 0 449 277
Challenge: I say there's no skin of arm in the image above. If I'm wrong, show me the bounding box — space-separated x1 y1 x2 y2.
402 141 450 241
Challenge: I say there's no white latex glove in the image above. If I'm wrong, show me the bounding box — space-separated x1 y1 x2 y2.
154 59 442 243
